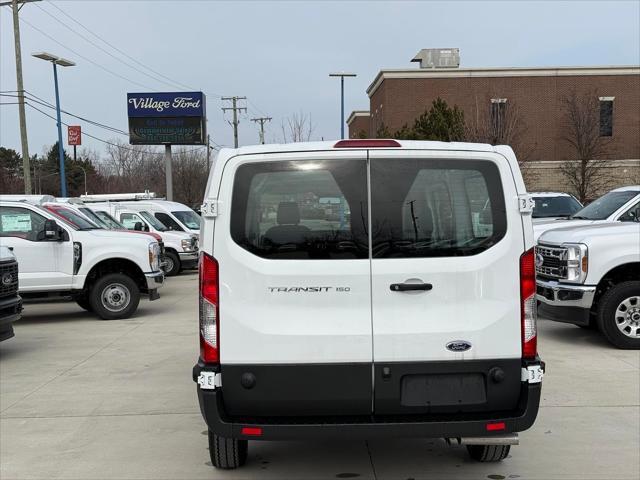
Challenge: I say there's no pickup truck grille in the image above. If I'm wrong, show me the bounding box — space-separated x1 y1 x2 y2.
0 261 19 299
535 245 568 279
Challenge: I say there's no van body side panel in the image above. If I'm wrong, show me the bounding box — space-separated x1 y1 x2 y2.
214 151 373 416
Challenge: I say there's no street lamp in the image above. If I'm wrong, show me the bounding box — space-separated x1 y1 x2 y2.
329 72 356 139
32 51 75 197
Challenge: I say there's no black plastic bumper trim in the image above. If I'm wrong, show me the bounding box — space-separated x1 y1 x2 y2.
538 302 591 326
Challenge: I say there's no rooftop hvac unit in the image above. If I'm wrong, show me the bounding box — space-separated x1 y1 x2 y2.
411 49 460 69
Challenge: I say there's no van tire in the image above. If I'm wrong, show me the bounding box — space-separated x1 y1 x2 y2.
75 294 93 312
89 273 140 320
208 431 248 469
466 444 510 462
162 251 181 276
597 281 640 349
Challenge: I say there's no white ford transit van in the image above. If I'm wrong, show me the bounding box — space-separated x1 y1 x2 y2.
193 139 544 469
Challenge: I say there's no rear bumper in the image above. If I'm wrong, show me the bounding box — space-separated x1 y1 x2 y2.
193 359 543 441
178 251 198 269
536 279 595 326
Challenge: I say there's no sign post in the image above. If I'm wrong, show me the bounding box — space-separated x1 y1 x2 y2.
127 92 206 201
67 125 81 161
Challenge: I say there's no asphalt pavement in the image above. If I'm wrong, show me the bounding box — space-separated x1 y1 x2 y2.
1 273 639 480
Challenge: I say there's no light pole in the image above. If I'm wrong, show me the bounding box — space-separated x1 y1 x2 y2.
32 52 75 197
329 72 356 139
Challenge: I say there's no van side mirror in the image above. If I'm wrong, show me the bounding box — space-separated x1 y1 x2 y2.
43 219 62 241
620 207 640 223
133 222 145 231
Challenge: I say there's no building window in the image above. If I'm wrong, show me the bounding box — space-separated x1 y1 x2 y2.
490 98 507 143
599 97 614 137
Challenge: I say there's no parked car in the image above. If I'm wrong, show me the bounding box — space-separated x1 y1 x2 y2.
192 139 544 469
533 185 640 241
45 200 168 275
536 220 640 349
0 198 164 320
0 245 22 342
530 192 582 223
85 202 198 276
81 193 202 237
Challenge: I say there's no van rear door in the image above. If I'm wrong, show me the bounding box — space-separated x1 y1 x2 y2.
368 150 525 415
214 151 373 417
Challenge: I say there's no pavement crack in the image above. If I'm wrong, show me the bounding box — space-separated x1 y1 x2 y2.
365 440 378 480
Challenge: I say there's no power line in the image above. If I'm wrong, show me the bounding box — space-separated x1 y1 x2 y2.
19 16 157 91
43 0 197 92
34 2 191 91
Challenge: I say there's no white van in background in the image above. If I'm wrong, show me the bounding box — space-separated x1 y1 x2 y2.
81 193 202 237
85 202 199 276
193 139 543 469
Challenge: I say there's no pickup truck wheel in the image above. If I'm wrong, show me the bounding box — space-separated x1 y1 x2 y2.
208 431 248 469
597 281 640 349
162 252 181 277
75 294 93 312
89 273 140 320
466 444 510 462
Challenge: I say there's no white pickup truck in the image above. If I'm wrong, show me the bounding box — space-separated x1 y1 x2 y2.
0 199 164 320
536 220 640 349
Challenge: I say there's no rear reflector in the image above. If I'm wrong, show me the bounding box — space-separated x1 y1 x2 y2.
334 139 401 148
486 422 506 432
520 248 537 359
241 427 263 436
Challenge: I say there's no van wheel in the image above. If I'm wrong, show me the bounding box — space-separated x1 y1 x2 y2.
466 444 511 462
208 431 248 469
75 294 93 312
162 252 181 276
89 273 140 320
597 281 640 349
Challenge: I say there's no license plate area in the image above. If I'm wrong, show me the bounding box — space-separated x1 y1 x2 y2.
401 373 486 407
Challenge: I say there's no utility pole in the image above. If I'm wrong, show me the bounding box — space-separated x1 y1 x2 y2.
251 117 272 145
165 145 173 201
3 0 42 193
221 96 246 148
329 72 357 139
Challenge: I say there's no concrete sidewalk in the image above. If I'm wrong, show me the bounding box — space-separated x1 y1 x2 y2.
1 273 638 479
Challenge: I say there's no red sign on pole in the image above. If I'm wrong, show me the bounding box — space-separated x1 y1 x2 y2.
68 125 82 146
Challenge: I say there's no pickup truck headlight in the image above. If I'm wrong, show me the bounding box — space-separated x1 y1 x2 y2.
148 242 160 271
563 243 588 283
181 239 196 252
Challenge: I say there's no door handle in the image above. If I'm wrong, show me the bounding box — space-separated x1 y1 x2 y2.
390 282 433 292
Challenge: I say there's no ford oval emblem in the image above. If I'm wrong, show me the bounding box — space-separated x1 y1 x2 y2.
1 273 13 286
535 253 545 268
446 340 472 352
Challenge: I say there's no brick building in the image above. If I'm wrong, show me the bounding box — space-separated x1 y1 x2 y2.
347 53 640 192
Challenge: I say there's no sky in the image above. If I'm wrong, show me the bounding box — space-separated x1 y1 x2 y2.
1 0 639 159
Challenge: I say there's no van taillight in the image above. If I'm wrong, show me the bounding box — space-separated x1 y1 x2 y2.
520 248 537 359
199 252 219 364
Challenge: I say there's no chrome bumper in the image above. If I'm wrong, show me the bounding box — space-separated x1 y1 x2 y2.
144 271 165 291
178 251 198 261
536 279 596 309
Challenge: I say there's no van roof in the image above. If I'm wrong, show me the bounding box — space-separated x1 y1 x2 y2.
219 140 498 157
611 185 640 192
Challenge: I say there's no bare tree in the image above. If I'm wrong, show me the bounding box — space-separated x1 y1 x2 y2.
466 98 537 184
559 90 613 202
172 147 209 207
281 112 315 143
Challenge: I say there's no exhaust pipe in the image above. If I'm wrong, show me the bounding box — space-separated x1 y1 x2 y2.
446 434 519 446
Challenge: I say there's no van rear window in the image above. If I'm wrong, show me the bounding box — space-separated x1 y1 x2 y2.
231 160 368 259
370 159 506 258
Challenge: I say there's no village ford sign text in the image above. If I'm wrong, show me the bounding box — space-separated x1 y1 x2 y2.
127 92 205 117
127 91 206 145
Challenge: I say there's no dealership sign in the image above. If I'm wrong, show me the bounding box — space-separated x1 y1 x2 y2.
127 92 206 145
68 125 81 146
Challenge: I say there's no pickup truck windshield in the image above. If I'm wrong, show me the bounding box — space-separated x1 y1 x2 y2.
139 211 168 231
77 207 110 229
172 210 201 229
93 211 126 229
571 191 639 220
532 196 582 218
